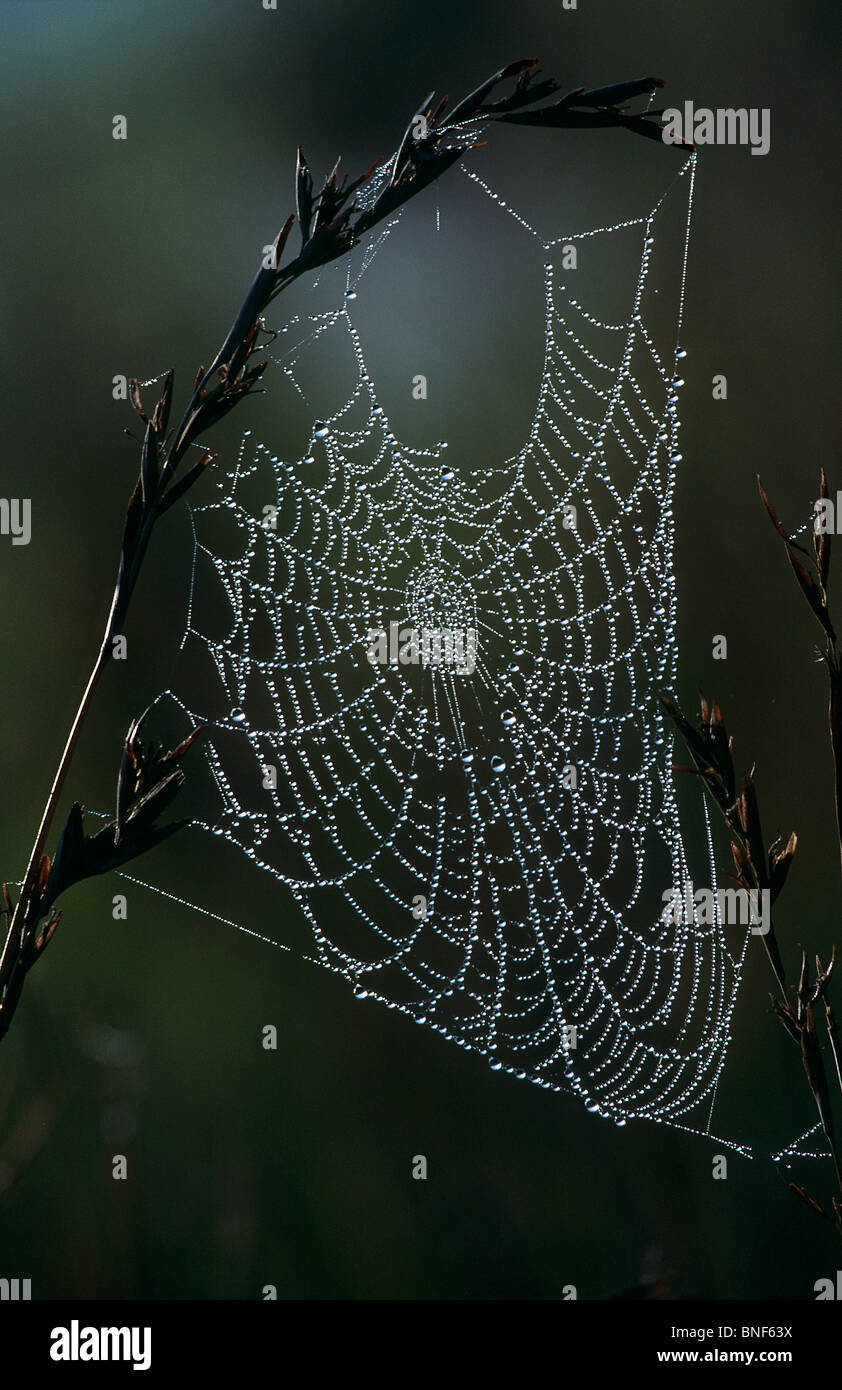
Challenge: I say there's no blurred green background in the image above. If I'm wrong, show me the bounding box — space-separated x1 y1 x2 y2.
0 0 840 1299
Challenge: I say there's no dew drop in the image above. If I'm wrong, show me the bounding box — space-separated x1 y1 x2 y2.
491 755 506 774
231 708 247 724
314 422 329 438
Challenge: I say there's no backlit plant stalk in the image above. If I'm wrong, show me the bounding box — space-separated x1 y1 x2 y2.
663 469 842 1235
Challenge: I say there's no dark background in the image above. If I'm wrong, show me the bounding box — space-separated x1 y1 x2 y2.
0 0 840 1299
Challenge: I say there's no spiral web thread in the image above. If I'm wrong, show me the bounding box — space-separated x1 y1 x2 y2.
143 147 754 1147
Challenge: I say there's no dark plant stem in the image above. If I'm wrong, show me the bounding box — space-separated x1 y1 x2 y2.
827 657 842 889
665 690 842 1231
663 470 842 1234
824 978 842 1096
0 642 110 1033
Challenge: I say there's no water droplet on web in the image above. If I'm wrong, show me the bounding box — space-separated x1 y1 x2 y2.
491 755 506 774
345 289 358 301
501 711 516 727
231 708 247 724
314 422 329 438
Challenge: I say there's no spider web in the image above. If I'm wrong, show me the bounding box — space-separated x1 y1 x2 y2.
141 144 751 1146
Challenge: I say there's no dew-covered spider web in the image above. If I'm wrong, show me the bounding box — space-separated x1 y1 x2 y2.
135 143 753 1148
